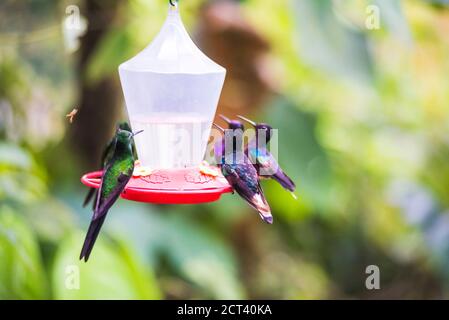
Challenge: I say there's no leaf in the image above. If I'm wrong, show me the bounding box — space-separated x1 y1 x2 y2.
0 143 47 205
0 143 32 170
52 231 161 300
291 0 373 82
23 197 76 243
373 0 412 45
162 214 245 299
108 202 245 299
0 207 48 299
202 193 253 223
85 28 135 84
423 0 449 7
262 97 333 215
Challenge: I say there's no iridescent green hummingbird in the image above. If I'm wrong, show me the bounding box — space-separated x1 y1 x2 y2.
83 122 136 208
80 128 143 262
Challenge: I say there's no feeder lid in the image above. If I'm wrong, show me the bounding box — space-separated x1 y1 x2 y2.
81 167 232 205
119 4 225 75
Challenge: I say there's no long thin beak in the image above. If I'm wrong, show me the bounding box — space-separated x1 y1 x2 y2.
237 115 256 126
213 123 225 133
219 114 231 124
132 130 144 137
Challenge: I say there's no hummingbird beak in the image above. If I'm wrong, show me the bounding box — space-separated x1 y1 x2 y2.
237 115 256 127
132 130 144 137
218 114 231 124
213 123 225 133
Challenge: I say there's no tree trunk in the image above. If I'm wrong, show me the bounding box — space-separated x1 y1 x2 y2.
70 0 122 171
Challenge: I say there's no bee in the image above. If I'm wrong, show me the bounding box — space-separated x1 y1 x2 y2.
66 108 78 123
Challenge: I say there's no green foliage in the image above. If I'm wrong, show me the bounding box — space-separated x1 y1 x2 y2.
108 204 245 299
85 28 135 85
291 0 373 82
0 207 48 299
424 0 449 7
23 197 76 243
0 143 47 205
52 232 161 300
373 0 412 44
0 58 29 105
262 97 333 215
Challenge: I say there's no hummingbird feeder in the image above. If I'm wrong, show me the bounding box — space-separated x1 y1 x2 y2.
81 1 232 204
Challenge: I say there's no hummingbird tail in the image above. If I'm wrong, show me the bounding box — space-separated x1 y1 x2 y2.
272 170 296 192
252 193 273 224
79 215 107 262
82 188 96 208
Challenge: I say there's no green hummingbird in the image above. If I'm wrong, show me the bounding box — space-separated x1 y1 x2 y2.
83 122 136 208
80 128 143 262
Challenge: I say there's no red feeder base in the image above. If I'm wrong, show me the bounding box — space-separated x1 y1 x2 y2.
81 167 232 204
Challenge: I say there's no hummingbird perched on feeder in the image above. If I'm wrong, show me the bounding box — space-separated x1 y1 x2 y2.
218 114 245 155
218 114 244 131
83 122 137 208
80 128 143 262
235 115 296 197
213 123 273 224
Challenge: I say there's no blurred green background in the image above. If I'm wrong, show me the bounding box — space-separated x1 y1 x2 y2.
1 0 449 299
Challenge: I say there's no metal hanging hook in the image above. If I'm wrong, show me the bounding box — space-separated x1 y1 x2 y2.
169 0 178 7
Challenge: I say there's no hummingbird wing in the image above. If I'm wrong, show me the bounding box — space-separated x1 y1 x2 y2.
79 214 107 262
223 162 273 224
82 137 117 208
93 172 131 220
272 168 296 192
252 149 296 193
80 168 132 262
100 137 116 167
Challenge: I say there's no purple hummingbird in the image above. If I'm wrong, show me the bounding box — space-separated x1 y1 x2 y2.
218 114 244 131
219 114 245 155
213 123 272 224
235 115 296 198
